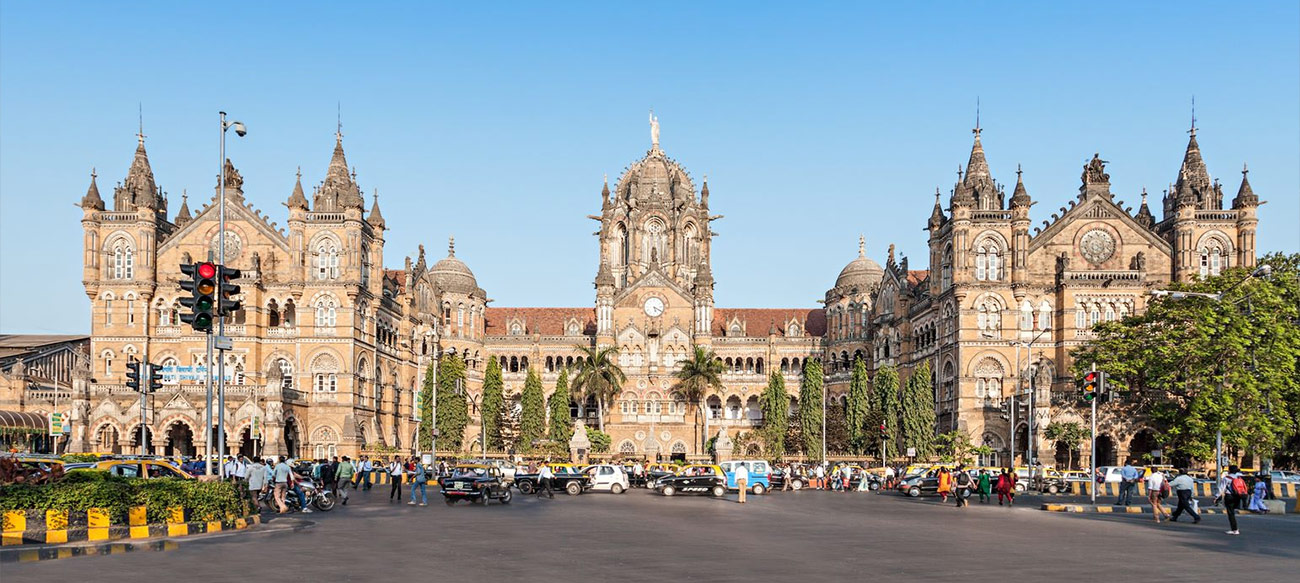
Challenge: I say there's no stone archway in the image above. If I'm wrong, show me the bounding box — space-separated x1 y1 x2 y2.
1094 434 1117 467
165 422 195 457
284 417 301 458
127 425 154 455
1128 429 1159 465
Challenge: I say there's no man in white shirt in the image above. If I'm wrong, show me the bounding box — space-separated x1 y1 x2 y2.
245 458 267 513
1168 469 1200 524
537 463 555 499
1145 470 1168 522
360 456 374 491
735 463 750 504
813 464 826 490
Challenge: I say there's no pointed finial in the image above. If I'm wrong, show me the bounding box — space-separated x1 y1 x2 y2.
1016 163 1023 178
336 102 343 142
956 165 964 181
351 166 357 181
136 103 146 145
1189 96 1197 136
296 165 302 180
448 236 455 257
858 235 865 257
1141 188 1148 203
973 97 981 136
1242 162 1248 176
91 167 97 180
935 187 941 201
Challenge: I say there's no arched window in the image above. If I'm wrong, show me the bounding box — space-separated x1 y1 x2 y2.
1019 300 1033 331
360 243 371 287
1199 239 1228 278
615 223 628 267
974 358 1004 408
314 296 338 327
111 238 135 280
977 298 1001 336
104 295 114 326
283 300 296 327
683 223 699 265
275 358 294 389
1037 301 1052 330
941 244 953 289
643 218 667 264
787 323 799 337
102 349 115 376
315 241 340 280
975 240 1002 282
311 353 340 393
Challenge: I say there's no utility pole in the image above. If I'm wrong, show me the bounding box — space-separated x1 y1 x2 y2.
1089 362 1097 504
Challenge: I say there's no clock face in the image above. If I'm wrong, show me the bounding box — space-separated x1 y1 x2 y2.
643 297 665 317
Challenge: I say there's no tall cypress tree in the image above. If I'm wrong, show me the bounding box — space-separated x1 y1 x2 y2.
481 357 505 451
901 361 936 458
760 372 789 459
548 368 574 443
518 368 546 450
873 365 900 460
417 363 436 452
435 354 468 452
798 359 824 460
845 358 870 454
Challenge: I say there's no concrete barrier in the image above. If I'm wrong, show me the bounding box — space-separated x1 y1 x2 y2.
1 506 261 547
1069 481 1297 498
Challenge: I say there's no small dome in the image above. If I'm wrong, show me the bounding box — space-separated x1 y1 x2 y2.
615 148 695 203
431 237 479 295
835 237 883 291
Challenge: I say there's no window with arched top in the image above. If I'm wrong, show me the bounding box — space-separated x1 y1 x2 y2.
974 358 1004 408
311 353 339 393
102 349 115 376
110 237 135 280
360 243 371 287
314 296 338 327
1019 300 1033 331
941 245 953 289
1199 238 1229 278
977 298 1002 337
975 240 1002 281
315 241 340 280
1037 301 1052 330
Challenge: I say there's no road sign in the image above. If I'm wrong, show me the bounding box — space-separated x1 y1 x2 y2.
906 447 917 457
214 335 233 351
49 412 66 436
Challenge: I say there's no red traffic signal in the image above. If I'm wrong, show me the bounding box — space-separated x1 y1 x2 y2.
1082 371 1100 402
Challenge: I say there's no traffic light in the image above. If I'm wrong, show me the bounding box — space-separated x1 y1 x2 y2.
880 424 889 441
147 362 163 392
125 359 141 391
1097 372 1111 403
179 262 218 332
218 265 241 317
1081 371 1100 403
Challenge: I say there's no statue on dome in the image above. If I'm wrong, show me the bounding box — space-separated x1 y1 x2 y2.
649 110 660 148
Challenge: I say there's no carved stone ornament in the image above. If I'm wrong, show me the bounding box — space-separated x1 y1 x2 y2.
1079 229 1115 264
210 230 243 262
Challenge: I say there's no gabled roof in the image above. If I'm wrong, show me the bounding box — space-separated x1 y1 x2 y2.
1027 194 1170 255
158 193 289 255
712 308 825 337
484 307 596 336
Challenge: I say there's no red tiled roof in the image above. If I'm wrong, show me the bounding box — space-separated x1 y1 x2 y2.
907 270 928 287
484 307 597 336
713 308 825 338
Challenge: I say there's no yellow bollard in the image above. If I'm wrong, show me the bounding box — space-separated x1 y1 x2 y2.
87 508 110 541
2 510 25 546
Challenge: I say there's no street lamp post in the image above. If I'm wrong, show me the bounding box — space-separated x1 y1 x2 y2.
1150 264 1272 482
215 111 245 478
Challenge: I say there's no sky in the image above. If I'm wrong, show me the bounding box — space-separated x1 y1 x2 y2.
1 1 1297 334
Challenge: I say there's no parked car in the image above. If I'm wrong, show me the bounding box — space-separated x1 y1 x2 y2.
897 472 940 498
583 464 629 493
769 467 807 491
719 460 771 494
1269 470 1300 483
514 463 592 496
65 459 193 479
656 464 727 497
440 464 513 505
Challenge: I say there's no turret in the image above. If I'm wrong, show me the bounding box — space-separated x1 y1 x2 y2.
174 192 192 227
1134 189 1155 230
367 189 386 230
1233 164 1260 268
80 169 105 211
1009 166 1031 286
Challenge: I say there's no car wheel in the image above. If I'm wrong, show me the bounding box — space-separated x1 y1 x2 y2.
752 483 766 495
662 485 675 497
499 489 512 504
517 481 535 495
711 485 725 497
611 483 625 495
792 480 804 491
566 482 581 496
444 497 456 505
908 486 921 498
1048 484 1060 494
869 481 880 491
1015 483 1026 493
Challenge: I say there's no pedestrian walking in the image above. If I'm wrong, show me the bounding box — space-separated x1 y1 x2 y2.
272 456 291 514
1117 460 1140 506
936 468 952 503
387 455 405 503
996 468 1012 506
735 462 750 503
977 469 991 504
1247 473 1269 513
1146 468 1169 522
246 457 268 513
360 456 374 491
813 463 826 490
840 465 853 493
1215 465 1247 535
537 462 555 498
336 456 355 505
954 466 972 508
1168 468 1200 524
319 457 337 497
408 457 429 506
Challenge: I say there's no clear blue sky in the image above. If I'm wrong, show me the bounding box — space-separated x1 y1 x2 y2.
2 1 1297 334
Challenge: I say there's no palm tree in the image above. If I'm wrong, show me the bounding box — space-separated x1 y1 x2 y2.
569 344 626 432
674 346 725 455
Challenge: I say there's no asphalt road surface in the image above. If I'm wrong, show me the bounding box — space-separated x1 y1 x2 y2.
5 488 1296 582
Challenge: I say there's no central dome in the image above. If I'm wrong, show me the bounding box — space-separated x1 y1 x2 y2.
615 148 695 204
835 238 883 291
430 237 479 295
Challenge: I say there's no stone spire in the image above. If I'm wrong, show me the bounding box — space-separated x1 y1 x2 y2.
1232 163 1258 209
447 236 456 257
965 124 991 183
80 168 105 211
701 174 710 208
286 167 309 210
694 258 714 287
367 189 386 229
315 132 364 211
600 174 610 209
114 135 160 211
174 191 192 226
1174 125 1212 208
1009 164 1031 207
928 188 946 230
595 259 615 287
1134 188 1155 229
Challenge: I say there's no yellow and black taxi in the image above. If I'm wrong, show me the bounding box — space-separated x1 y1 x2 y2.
64 458 194 479
655 464 727 497
440 464 513 505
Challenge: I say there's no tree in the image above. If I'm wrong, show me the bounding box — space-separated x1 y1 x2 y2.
518 368 546 450
759 372 790 459
935 430 986 465
1044 421 1088 469
798 359 825 459
434 354 468 452
673 346 725 454
481 357 505 451
871 365 900 459
417 363 436 452
900 361 936 459
585 426 612 453
570 345 627 432
825 400 850 455
845 358 871 454
547 367 574 443
1071 253 1300 463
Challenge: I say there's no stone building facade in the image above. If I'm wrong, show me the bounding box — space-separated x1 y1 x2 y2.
24 114 1262 464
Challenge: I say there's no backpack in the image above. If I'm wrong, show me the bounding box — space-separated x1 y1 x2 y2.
1230 476 1249 496
1159 480 1171 499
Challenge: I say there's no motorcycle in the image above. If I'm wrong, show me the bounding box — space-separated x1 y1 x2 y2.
260 478 337 512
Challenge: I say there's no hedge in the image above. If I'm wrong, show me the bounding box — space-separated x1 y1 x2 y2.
0 471 245 523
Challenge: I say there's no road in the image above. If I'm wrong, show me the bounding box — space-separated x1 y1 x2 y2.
5 488 1295 582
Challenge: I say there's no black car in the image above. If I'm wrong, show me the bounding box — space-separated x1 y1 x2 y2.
441 465 513 505
769 468 807 491
656 465 727 497
514 465 592 496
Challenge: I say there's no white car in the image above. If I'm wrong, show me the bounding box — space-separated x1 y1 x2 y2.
583 464 629 494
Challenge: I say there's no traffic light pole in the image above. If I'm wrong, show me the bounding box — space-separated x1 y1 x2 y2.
216 112 228 479
1089 362 1097 504
205 330 214 476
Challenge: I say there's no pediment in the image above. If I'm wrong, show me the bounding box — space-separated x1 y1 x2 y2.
160 391 196 412
1028 196 1171 255
159 197 290 255
616 264 692 304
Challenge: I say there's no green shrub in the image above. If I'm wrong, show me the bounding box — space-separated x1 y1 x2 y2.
0 476 245 523
59 453 101 463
